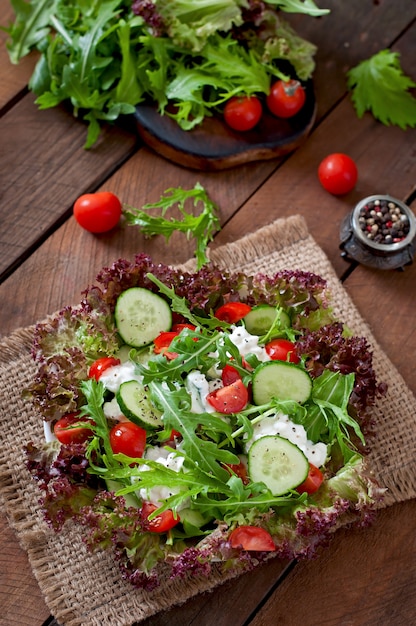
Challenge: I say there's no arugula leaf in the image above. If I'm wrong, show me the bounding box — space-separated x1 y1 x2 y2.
347 50 416 130
4 0 55 64
123 183 220 269
148 380 239 480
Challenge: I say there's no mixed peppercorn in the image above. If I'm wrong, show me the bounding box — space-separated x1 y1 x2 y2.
357 198 410 245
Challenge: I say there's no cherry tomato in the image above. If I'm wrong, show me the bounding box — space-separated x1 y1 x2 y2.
140 501 180 533
215 302 252 323
222 364 242 386
206 379 249 414
109 422 146 459
171 323 196 332
54 413 94 445
153 331 179 354
73 191 122 233
296 463 324 494
88 356 121 381
229 526 276 551
224 461 250 485
266 79 306 118
265 338 300 364
224 96 262 132
318 153 358 195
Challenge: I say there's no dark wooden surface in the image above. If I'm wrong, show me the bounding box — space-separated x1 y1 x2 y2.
1 1 415 625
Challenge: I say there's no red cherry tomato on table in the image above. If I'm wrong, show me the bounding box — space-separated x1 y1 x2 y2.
229 526 276 551
140 501 180 533
224 96 262 131
296 463 324 494
265 338 300 364
318 153 358 196
215 302 252 323
266 79 306 119
206 379 249 414
88 356 121 381
109 422 147 459
73 191 122 233
54 413 94 445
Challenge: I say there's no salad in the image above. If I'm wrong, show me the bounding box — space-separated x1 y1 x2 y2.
26 256 386 590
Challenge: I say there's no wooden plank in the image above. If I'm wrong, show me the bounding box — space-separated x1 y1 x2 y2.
0 516 50 626
213 21 416 280
249 500 416 626
0 94 138 281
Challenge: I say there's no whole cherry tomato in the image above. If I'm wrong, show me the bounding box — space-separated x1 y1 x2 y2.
265 338 300 364
73 191 122 233
215 302 252 323
296 463 324 494
229 526 276 551
266 79 306 118
109 422 147 459
318 153 358 195
224 96 262 131
54 413 94 445
88 356 121 381
206 379 249 414
140 501 180 533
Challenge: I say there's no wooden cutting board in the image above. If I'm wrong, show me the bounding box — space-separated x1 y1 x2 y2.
134 81 316 171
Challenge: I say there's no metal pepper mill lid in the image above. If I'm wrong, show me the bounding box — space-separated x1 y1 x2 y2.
339 194 416 270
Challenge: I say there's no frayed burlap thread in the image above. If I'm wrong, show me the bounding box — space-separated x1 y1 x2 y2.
1 215 415 626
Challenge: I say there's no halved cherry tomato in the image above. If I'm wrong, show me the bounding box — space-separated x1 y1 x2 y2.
171 323 196 332
224 96 262 131
229 526 276 551
109 422 146 459
153 331 179 354
140 501 180 533
318 153 358 196
221 364 242 386
266 79 306 118
54 413 94 445
88 356 121 381
296 463 324 494
215 302 252 323
224 461 250 485
73 191 122 233
265 338 300 364
206 379 249 414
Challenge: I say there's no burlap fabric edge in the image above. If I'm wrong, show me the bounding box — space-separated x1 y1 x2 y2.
1 214 415 626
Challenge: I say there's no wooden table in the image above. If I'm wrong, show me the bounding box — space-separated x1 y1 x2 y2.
1 1 415 624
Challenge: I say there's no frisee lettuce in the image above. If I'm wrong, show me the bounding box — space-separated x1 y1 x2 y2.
123 183 220 270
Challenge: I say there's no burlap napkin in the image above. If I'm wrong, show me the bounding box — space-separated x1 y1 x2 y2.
1 215 415 626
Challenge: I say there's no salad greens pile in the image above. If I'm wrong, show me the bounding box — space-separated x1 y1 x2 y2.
3 0 324 147
26 256 386 590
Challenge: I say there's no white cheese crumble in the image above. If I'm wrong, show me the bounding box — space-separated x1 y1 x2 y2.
99 361 142 394
245 413 327 467
228 326 270 362
137 446 187 506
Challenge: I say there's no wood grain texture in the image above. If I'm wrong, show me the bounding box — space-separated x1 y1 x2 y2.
249 500 416 626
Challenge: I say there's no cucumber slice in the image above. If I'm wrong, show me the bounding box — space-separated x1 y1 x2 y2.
105 479 140 508
248 435 308 495
252 360 312 405
243 305 290 336
116 380 163 429
115 287 172 347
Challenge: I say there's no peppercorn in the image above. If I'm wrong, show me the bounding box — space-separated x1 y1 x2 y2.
357 198 410 245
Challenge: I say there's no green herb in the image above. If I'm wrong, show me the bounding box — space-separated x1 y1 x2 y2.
123 184 220 269
347 49 416 130
3 0 321 146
